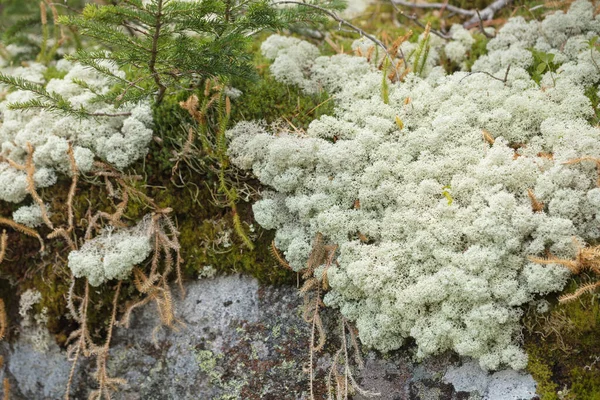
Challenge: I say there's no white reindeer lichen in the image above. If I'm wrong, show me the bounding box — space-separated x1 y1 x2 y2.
228 0 600 370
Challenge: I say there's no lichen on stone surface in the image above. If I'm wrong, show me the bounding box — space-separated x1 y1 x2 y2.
228 0 600 370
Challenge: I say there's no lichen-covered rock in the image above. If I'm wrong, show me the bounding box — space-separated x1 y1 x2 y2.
0 275 537 399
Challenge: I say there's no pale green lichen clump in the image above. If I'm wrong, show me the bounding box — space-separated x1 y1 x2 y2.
228 1 600 370
0 60 153 203
68 217 153 287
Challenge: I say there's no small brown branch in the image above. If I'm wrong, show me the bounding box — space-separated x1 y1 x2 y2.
87 111 132 118
390 0 451 39
476 10 495 38
527 189 544 212
559 281 600 303
270 240 293 270
0 299 6 341
90 281 125 399
65 280 90 400
0 230 6 264
49 143 80 252
149 0 167 103
392 0 511 30
24 143 53 230
529 255 581 274
0 217 44 252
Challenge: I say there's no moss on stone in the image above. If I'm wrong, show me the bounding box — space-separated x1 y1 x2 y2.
525 343 559 400
524 279 600 399
464 33 489 71
584 85 600 125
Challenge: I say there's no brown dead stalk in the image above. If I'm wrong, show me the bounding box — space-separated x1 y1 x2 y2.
0 299 6 341
272 233 378 400
530 241 600 303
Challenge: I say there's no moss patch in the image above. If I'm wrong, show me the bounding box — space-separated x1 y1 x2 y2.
524 279 600 399
231 72 334 130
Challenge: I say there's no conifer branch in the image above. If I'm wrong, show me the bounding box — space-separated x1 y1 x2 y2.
149 0 167 103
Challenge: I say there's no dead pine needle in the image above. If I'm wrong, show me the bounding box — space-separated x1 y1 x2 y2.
527 189 544 212
0 217 44 253
530 242 600 302
482 129 495 145
0 230 7 264
270 240 292 270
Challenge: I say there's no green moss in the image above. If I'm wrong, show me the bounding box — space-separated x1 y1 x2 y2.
153 93 193 139
526 343 559 400
525 279 600 399
584 85 600 125
464 33 489 71
147 173 294 285
231 72 334 130
569 367 600 400
42 65 67 81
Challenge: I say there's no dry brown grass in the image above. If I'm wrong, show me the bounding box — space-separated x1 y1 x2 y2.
530 241 600 303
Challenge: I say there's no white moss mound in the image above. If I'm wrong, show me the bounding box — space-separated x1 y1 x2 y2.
0 60 153 203
12 203 47 228
68 217 153 287
228 1 600 370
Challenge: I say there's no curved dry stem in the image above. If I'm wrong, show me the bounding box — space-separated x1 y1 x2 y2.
65 280 90 400
0 299 6 341
0 230 7 264
559 280 600 303
24 143 53 230
0 217 44 253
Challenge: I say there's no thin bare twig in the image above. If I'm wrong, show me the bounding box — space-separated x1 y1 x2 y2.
87 111 132 117
392 0 512 29
0 230 7 264
460 64 511 85
274 1 403 63
476 10 495 38
149 0 167 103
0 299 6 341
390 1 451 39
391 0 476 16
0 217 44 252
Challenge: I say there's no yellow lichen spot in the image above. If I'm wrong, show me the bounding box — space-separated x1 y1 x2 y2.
442 185 453 206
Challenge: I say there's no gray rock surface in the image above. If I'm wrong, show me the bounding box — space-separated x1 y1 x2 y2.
444 361 537 400
0 275 539 399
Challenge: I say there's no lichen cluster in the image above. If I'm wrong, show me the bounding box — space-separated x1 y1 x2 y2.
0 60 153 206
228 0 600 370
